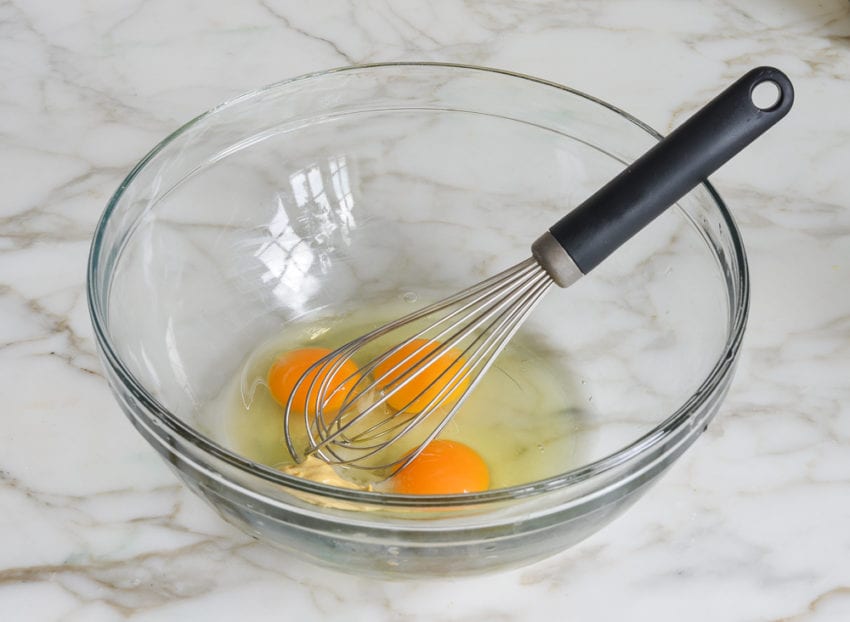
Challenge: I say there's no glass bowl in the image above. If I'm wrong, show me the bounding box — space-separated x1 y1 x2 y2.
87 63 748 578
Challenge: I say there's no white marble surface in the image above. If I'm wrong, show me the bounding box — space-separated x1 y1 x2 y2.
2 0 849 619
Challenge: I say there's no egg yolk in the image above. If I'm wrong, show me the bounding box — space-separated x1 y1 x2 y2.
373 338 471 413
392 439 489 495
267 347 360 418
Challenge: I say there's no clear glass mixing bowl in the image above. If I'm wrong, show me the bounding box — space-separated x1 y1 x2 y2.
87 63 748 578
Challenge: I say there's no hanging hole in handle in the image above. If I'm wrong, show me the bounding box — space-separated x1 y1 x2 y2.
751 80 782 111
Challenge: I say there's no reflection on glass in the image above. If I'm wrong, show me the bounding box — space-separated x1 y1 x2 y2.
329 154 355 230
254 155 356 310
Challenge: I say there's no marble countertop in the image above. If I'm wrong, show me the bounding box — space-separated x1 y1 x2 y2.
3 1 850 620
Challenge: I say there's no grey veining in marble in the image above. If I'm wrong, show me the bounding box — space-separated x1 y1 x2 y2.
2 0 850 620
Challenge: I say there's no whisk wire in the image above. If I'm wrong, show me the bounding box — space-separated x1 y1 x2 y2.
292 260 543 450
295 260 543 447
310 264 546 446
283 258 554 475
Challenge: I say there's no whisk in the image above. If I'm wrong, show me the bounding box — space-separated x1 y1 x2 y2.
283 67 793 477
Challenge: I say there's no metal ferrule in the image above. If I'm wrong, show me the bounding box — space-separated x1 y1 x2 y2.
531 231 585 288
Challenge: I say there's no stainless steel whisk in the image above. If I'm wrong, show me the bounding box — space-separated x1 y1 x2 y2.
283 67 793 477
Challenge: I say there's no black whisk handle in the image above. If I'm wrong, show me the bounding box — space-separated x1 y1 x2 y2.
548 66 793 274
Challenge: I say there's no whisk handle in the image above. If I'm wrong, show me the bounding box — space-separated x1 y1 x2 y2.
546 66 793 275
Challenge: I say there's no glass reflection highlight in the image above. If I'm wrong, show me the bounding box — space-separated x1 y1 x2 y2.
254 155 355 310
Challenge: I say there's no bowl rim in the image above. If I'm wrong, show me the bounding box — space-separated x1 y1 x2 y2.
87 62 749 508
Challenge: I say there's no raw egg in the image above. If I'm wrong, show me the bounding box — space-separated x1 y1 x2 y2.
374 338 470 413
267 347 359 418
392 439 489 495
